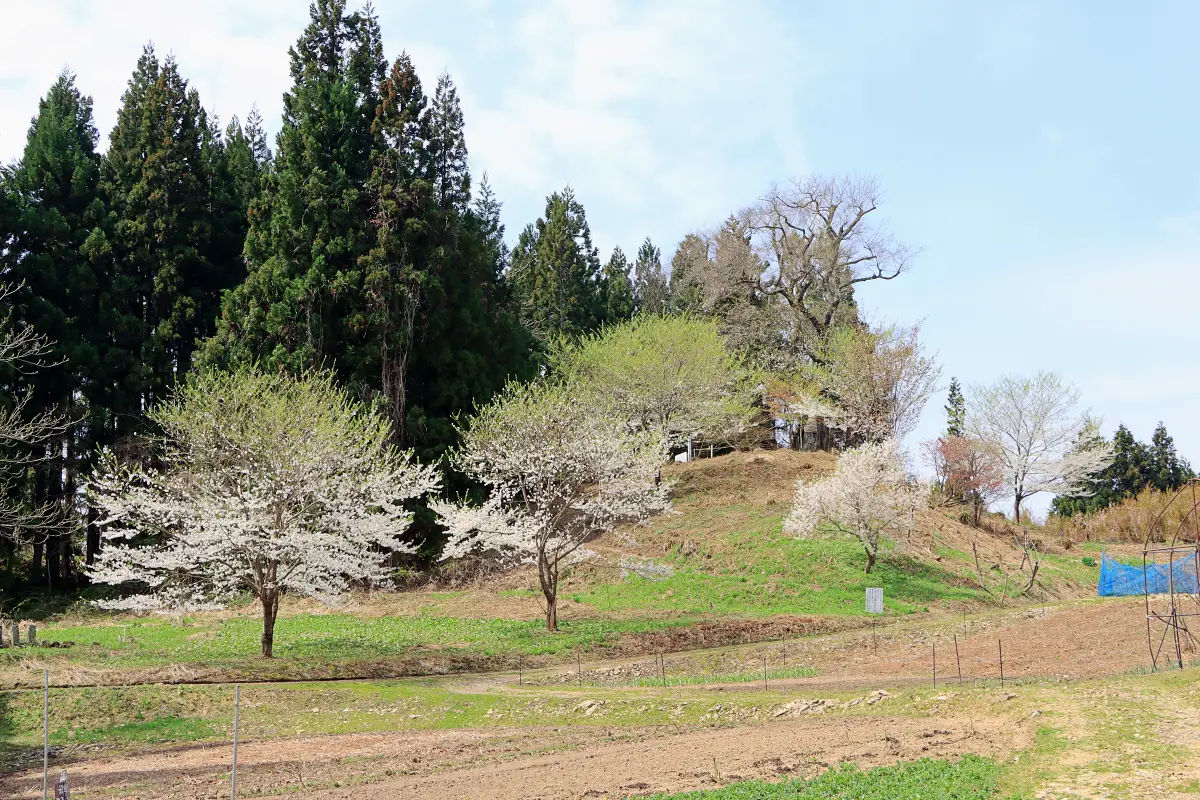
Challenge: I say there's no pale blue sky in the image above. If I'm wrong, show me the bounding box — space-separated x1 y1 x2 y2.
3 1 1198 516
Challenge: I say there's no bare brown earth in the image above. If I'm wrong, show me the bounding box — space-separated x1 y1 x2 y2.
524 597 1154 695
807 596 1152 685
0 713 1027 800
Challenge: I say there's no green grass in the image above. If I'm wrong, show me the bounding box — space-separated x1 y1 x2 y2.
580 518 984 616
0 677 841 754
10 613 683 673
56 715 218 746
10 509 993 679
10 468 1082 681
646 755 1001 798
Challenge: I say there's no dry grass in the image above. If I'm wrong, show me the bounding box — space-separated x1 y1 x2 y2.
662 448 837 509
1045 485 1200 546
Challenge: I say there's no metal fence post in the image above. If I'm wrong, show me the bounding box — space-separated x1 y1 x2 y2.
232 685 240 799
43 669 49 800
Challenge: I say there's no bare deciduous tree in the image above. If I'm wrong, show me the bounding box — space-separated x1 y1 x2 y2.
0 282 71 541
808 323 940 443
742 175 912 364
967 372 1112 524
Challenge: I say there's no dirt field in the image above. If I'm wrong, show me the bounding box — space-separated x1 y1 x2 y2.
0 712 1028 799
520 597 1158 695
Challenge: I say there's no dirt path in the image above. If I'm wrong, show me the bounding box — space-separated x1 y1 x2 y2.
0 712 1028 800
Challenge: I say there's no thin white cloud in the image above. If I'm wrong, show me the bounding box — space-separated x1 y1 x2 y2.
2 0 814 262
458 0 817 254
0 1 304 159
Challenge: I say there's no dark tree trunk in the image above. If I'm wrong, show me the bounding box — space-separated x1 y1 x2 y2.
30 539 44 583
538 552 559 632
261 590 280 658
46 536 61 587
86 504 100 565
865 549 876 574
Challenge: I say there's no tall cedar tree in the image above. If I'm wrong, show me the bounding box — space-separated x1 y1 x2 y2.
1052 422 1194 516
399 70 532 461
3 72 111 583
203 5 529 466
425 73 470 212
200 0 385 375
509 187 605 342
633 237 668 315
668 233 708 314
353 51 429 446
945 377 965 437
103 47 245 419
1150 422 1193 492
598 247 635 323
223 107 272 211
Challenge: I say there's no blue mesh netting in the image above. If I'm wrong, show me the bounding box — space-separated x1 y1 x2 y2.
1098 551 1199 596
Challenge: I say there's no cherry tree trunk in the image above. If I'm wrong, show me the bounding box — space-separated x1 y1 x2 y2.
544 591 558 632
261 591 280 658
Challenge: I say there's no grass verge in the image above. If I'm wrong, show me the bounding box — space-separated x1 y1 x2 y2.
645 755 1001 798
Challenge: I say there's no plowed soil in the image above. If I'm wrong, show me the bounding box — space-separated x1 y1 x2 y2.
0 712 1028 800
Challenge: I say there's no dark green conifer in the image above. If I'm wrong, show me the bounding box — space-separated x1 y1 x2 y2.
425 72 470 213
508 187 603 342
668 233 708 314
103 47 239 413
4 71 111 579
598 247 635 323
945 378 965 437
1149 422 1193 492
633 237 668 315
200 0 385 374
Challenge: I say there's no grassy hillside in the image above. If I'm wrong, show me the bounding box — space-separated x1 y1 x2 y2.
0 449 1102 686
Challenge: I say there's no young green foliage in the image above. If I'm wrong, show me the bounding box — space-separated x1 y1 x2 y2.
555 315 755 450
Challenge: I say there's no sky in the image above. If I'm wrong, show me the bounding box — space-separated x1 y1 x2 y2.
3 1 1199 518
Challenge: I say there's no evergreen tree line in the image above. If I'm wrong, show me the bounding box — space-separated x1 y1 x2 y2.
1052 422 1195 517
0 0 689 589
938 378 1193 520
0 51 268 587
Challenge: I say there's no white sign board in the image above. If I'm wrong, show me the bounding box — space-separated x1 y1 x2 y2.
865 587 883 614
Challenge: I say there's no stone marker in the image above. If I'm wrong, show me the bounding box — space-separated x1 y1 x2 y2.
11 623 20 646
28 624 37 644
866 587 883 614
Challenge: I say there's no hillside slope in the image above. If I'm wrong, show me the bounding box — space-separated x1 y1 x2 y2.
5 448 1102 686
562 448 1099 617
